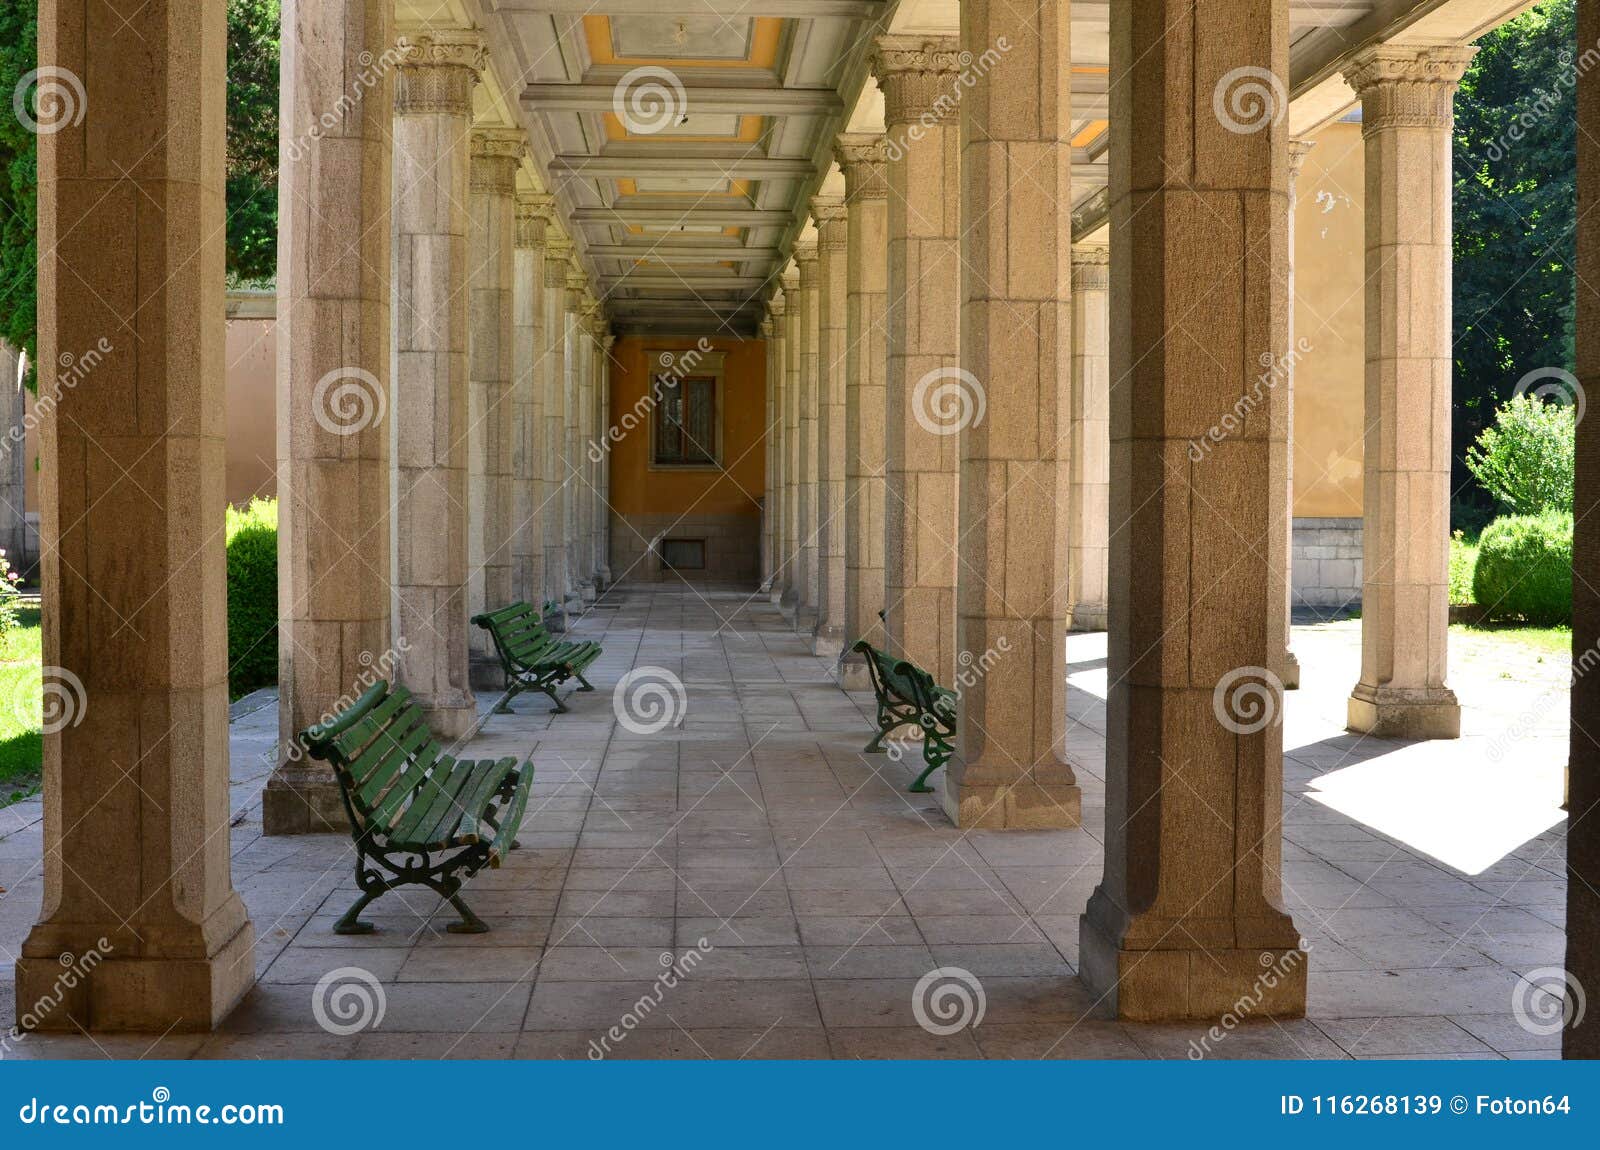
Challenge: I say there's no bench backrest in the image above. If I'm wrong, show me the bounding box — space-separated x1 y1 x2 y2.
472 603 559 672
300 679 445 836
851 639 943 716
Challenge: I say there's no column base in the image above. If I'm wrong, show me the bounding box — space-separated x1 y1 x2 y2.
263 764 349 835
17 899 256 1034
564 593 585 616
581 583 597 604
768 588 784 605
1077 907 1308 1022
1282 648 1301 690
940 761 1082 829
838 652 870 690
469 650 507 692
795 607 819 635
419 691 479 742
1346 682 1460 739
1068 602 1108 632
812 625 845 660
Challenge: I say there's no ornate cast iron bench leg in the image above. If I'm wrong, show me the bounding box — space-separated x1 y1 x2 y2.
335 848 389 936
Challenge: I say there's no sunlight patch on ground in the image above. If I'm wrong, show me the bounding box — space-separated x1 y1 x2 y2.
1305 740 1566 875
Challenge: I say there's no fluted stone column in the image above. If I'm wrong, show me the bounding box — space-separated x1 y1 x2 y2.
1068 244 1109 631
575 299 598 602
17 0 256 1030
542 233 572 619
873 37 961 685
466 128 521 687
1343 45 1475 741
813 198 849 658
266 0 395 834
796 241 822 633
780 266 803 614
597 331 615 587
946 0 1080 830
511 191 549 607
1080 0 1304 1020
761 314 777 591
836 136 891 690
767 299 789 603
390 29 481 738
563 268 587 610
1568 0 1600 1059
1282 139 1315 690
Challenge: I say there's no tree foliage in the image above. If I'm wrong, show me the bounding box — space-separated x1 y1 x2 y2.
1452 0 1577 528
0 1 281 385
1464 393 1576 514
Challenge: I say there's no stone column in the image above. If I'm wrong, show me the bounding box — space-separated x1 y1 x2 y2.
563 267 588 610
1079 0 1304 1020
946 0 1080 830
1343 46 1475 741
836 135 891 689
760 314 777 591
779 266 803 614
466 128 521 686
1281 138 1315 690
767 299 789 603
873 37 961 685
511 191 548 607
1569 0 1600 1059
575 299 598 602
390 29 482 739
1067 245 1109 632
813 197 849 658
17 0 255 1030
597 331 616 587
266 0 396 834
542 233 572 618
795 240 822 633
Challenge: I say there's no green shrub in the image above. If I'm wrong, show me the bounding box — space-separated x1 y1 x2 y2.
1471 511 1573 625
1448 530 1479 605
226 497 277 698
1464 393 1576 515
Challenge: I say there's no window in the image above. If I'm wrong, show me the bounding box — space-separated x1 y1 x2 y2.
652 374 718 466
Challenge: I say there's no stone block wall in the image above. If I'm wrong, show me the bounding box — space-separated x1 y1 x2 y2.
610 511 761 586
1292 516 1362 610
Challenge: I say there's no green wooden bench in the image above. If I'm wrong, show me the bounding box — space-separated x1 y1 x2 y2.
470 601 602 714
851 639 957 793
300 679 533 935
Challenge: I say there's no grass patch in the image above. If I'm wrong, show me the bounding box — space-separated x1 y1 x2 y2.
1451 620 1572 658
0 605 42 805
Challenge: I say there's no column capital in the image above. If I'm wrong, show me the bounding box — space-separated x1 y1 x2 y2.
767 294 786 320
1288 137 1317 175
795 239 819 284
543 238 573 285
514 191 552 249
869 35 963 126
470 128 524 195
811 196 847 248
759 318 774 339
833 133 889 202
394 29 485 117
1070 243 1110 292
1343 44 1477 132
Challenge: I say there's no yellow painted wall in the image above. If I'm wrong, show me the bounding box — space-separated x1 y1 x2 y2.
1292 118 1366 518
605 335 767 517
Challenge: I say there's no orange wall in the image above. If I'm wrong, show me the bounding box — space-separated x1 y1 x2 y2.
606 335 767 517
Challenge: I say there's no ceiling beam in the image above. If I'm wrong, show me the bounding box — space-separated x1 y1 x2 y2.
571 206 794 227
549 154 816 179
587 244 780 262
525 84 842 117
494 0 884 15
602 275 772 290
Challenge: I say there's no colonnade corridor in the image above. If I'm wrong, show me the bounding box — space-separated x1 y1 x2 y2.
0 587 1567 1057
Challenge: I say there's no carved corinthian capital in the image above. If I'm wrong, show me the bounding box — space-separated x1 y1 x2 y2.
1343 45 1477 133
470 128 524 195
869 35 964 127
515 191 552 249
394 29 485 116
833 133 889 203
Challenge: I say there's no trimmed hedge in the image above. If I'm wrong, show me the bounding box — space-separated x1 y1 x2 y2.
1471 511 1573 626
226 497 278 698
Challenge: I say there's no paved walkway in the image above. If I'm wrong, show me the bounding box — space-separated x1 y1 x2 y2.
0 586 1571 1059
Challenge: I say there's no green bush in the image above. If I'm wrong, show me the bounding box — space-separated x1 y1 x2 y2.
226 497 277 698
1471 510 1573 625
1464 393 1576 515
1448 530 1479 605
